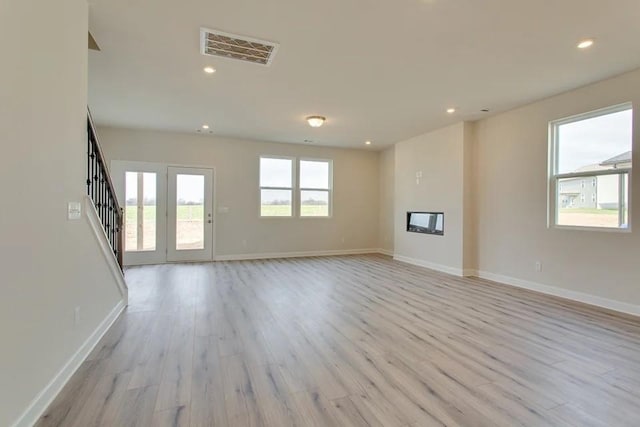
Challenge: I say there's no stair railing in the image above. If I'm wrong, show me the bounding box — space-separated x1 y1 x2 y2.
87 110 124 269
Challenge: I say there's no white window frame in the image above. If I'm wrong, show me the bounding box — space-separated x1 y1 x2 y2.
259 155 296 218
548 103 633 232
298 158 333 218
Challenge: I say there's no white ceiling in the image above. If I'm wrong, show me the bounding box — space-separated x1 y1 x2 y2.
88 0 640 149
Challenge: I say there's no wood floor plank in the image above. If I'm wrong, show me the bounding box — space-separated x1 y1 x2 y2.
151 406 190 427
35 255 640 426
69 370 132 427
155 309 194 411
114 385 159 427
189 334 227 426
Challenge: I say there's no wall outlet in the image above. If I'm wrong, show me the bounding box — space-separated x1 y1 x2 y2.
242 239 247 248
535 261 542 272
74 306 81 326
341 237 345 244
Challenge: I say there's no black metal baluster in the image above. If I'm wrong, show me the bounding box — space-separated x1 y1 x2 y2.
99 167 103 224
101 168 104 223
87 126 91 196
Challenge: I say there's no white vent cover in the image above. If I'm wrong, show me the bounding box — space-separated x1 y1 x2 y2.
200 28 279 66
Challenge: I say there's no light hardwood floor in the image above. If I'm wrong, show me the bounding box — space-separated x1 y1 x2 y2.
36 254 640 426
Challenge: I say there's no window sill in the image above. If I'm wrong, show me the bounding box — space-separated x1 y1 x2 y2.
551 225 632 233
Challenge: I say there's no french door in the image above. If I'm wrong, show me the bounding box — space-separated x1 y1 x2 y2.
167 167 214 262
111 161 214 265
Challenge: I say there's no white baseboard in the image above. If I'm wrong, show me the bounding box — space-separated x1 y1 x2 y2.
473 270 640 317
215 248 380 261
393 255 464 277
376 248 394 256
11 300 126 427
85 196 128 304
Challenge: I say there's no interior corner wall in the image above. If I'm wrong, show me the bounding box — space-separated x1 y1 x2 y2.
97 127 380 258
393 122 468 274
0 1 123 426
473 68 640 308
378 147 395 253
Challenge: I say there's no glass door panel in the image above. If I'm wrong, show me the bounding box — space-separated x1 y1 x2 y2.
111 161 167 266
167 167 213 262
176 174 205 250
125 172 157 251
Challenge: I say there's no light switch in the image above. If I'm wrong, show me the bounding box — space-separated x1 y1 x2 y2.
217 206 230 214
68 202 82 220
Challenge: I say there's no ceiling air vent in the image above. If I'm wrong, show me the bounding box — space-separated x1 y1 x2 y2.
200 28 279 66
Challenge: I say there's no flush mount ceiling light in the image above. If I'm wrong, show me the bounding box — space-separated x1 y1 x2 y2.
447 108 456 114
202 124 210 129
306 116 326 128
203 66 216 74
577 39 594 49
365 140 372 145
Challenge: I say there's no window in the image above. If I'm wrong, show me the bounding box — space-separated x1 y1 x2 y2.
260 157 294 216
299 159 332 217
549 104 632 229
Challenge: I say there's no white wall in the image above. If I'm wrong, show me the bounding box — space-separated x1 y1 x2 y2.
393 123 472 275
473 68 640 307
98 127 380 258
0 1 124 426
378 147 395 254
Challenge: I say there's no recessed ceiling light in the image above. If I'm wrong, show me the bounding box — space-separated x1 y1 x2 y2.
365 141 372 145
306 116 326 128
203 66 216 74
447 108 456 114
202 124 209 129
577 39 594 49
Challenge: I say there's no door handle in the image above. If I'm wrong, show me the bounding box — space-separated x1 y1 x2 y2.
207 219 212 223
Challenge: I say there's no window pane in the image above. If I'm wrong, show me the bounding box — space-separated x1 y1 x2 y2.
557 175 622 228
260 158 292 188
557 109 632 174
300 160 329 189
301 190 329 217
125 172 138 251
142 173 156 250
261 189 292 216
176 174 204 250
